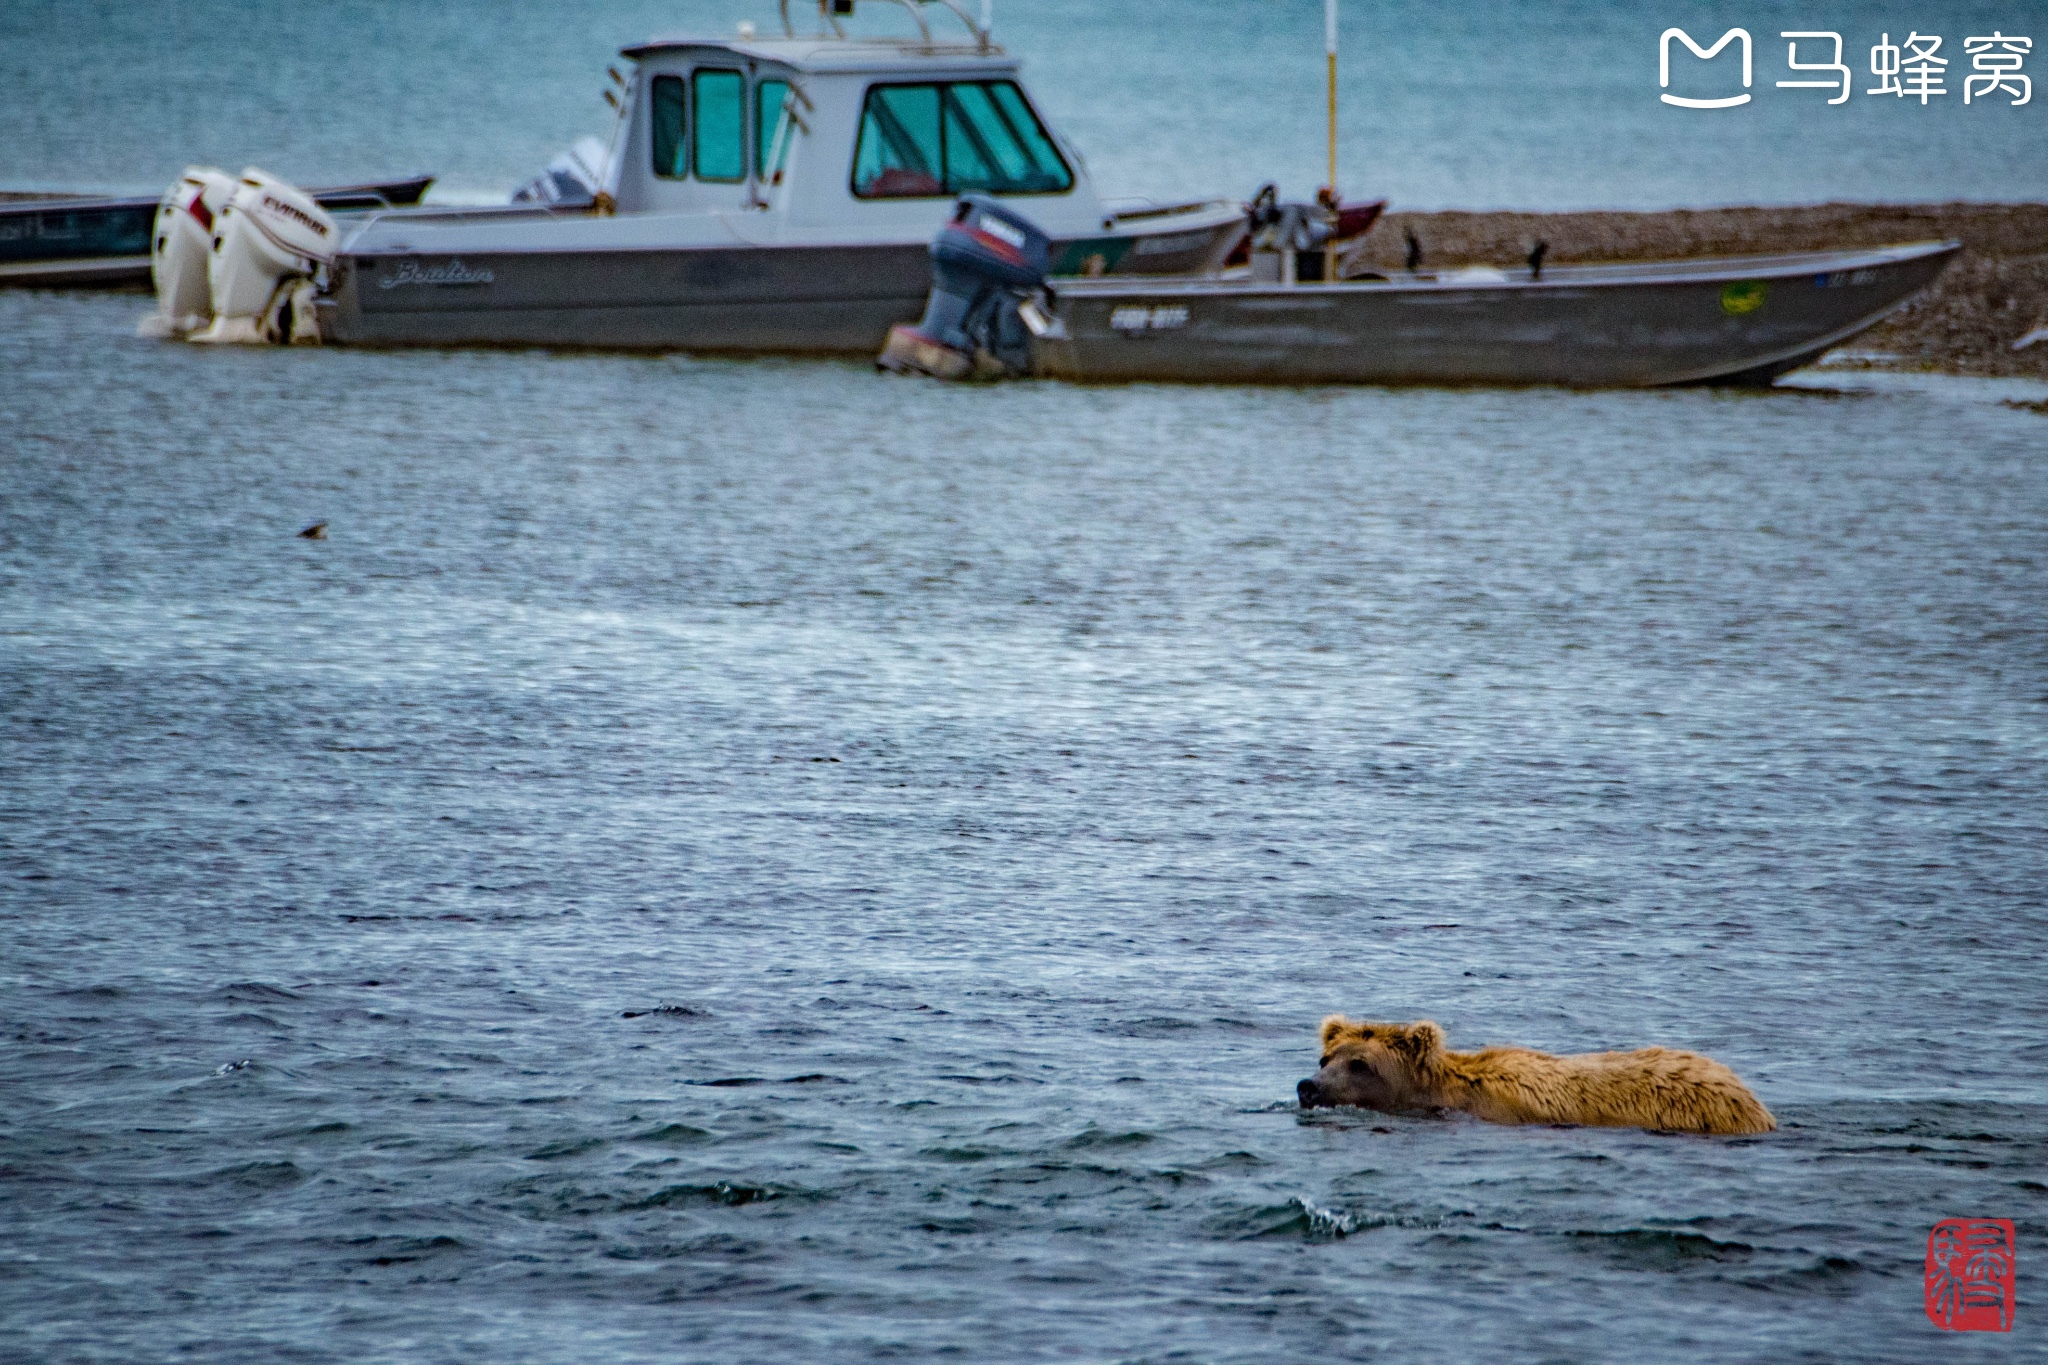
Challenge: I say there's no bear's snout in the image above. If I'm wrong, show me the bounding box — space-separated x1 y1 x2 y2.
1297 1077 1323 1108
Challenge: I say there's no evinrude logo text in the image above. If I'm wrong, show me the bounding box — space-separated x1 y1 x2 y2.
261 194 331 237
380 259 495 288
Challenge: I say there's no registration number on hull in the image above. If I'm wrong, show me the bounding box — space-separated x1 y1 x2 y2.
1110 304 1189 332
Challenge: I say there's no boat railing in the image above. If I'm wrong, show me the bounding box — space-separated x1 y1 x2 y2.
1109 198 1239 225
777 0 991 51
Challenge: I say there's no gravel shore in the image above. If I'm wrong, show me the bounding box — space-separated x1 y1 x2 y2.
1343 203 2048 379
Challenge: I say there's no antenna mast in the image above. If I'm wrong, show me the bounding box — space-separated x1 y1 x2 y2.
1324 0 1338 197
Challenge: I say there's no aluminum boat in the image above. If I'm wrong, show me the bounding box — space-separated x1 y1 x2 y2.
875 196 1959 388
313 1 1247 350
1030 241 1960 386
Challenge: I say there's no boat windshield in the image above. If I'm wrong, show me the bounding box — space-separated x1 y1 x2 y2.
852 81 1072 198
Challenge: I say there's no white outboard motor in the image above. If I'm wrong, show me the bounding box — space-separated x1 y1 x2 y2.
191 168 339 345
150 166 238 335
511 136 609 207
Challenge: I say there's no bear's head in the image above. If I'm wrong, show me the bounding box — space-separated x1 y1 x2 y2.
1296 1017 1447 1112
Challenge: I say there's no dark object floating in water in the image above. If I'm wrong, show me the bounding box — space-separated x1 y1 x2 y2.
0 174 433 288
621 1003 709 1018
298 521 328 540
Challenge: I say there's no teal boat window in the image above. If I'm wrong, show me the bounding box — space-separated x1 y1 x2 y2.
693 69 745 182
756 78 792 180
650 75 686 178
853 81 1071 198
944 83 1072 194
984 83 1071 191
853 84 943 198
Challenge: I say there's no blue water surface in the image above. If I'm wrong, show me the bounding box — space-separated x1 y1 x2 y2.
4 1 2048 1358
2 288 2046 1360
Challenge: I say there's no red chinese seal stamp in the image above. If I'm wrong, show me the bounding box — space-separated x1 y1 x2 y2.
1925 1218 2016 1332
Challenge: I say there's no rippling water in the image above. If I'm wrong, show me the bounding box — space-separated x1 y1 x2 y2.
4 288 2046 1359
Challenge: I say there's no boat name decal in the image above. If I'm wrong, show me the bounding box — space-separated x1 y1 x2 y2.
1134 230 1214 256
1110 305 1189 332
1815 268 1878 288
381 258 495 288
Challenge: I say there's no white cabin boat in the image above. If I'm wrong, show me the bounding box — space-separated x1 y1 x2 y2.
316 1 1246 350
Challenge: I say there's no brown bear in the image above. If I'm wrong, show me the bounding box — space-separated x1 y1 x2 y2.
1297 1016 1775 1136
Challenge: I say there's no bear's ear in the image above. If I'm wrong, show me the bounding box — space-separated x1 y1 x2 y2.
1319 1015 1358 1052
1390 1020 1445 1062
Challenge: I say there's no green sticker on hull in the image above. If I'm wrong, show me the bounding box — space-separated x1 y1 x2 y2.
1721 280 1768 315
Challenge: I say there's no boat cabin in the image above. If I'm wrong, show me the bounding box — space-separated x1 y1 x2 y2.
609 1 1119 239
317 0 1246 349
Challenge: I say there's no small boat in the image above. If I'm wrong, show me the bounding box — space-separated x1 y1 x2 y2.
0 175 433 287
1032 240 1962 386
306 1 1255 350
880 196 1959 388
863 0 1961 390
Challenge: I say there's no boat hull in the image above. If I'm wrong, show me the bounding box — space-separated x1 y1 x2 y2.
320 213 1245 351
1033 241 1959 387
329 240 934 350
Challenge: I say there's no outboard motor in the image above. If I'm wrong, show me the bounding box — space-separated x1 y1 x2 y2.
878 195 1058 379
1245 183 1335 283
511 136 609 208
190 168 339 345
150 166 238 335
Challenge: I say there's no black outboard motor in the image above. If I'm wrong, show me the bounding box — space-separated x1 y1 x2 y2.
879 195 1055 379
1245 183 1336 282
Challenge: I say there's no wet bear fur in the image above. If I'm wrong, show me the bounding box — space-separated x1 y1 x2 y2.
1299 1017 1775 1136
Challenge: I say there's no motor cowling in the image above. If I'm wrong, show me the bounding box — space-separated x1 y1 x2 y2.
511 136 609 208
878 195 1055 379
191 168 339 344
1245 183 1336 283
151 167 237 335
